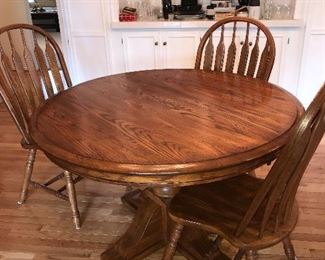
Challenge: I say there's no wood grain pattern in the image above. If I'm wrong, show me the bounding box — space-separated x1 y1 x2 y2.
0 104 324 259
195 17 276 81
214 25 225 72
7 31 36 115
28 68 303 258
20 29 45 109
247 29 260 78
203 35 214 70
0 24 79 228
30 69 303 186
163 84 325 259
33 31 55 98
256 42 271 81
0 23 72 143
45 39 65 93
237 23 250 76
225 21 237 73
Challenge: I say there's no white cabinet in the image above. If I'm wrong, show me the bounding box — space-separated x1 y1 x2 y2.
123 32 160 71
117 25 303 95
121 30 199 72
271 28 304 95
162 32 199 69
58 0 112 84
297 0 325 107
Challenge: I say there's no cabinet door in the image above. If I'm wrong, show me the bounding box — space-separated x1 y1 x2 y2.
271 29 303 96
297 0 325 107
256 29 303 96
122 32 161 72
256 32 287 87
198 27 300 95
162 31 199 69
59 0 111 84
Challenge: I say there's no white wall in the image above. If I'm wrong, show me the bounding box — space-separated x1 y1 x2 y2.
0 0 32 26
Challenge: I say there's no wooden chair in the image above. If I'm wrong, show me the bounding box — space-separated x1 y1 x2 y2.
0 24 81 229
196 16 276 81
163 84 325 259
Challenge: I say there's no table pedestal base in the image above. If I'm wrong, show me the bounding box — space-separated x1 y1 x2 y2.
101 189 231 259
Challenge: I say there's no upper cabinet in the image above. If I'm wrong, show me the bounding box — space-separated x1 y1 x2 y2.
58 0 112 84
296 0 325 107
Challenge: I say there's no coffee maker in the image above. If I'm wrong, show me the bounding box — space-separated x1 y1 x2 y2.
178 0 202 14
162 0 172 19
238 0 249 7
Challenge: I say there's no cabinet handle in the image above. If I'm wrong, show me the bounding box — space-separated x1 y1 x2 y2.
163 42 167 46
240 41 253 46
154 41 159 46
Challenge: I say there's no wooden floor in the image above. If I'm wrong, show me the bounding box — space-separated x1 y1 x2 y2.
0 103 324 260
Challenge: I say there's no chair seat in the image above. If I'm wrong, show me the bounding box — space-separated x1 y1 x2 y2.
169 174 299 249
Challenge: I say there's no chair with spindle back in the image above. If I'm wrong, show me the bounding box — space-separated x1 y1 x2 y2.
196 16 276 81
0 24 82 229
162 84 325 259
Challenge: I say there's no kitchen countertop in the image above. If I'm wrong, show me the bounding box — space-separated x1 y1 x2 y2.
111 19 304 30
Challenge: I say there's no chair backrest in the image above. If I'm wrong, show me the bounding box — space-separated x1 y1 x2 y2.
196 16 276 81
235 84 325 238
0 23 72 145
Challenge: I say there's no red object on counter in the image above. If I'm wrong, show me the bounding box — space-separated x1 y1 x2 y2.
119 12 137 21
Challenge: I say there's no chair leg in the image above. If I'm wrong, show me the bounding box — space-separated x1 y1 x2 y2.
64 171 81 230
162 223 184 260
18 149 37 204
283 237 296 260
245 250 258 260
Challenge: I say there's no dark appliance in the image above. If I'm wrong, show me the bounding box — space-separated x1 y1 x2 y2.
238 0 249 6
178 0 202 15
162 0 172 19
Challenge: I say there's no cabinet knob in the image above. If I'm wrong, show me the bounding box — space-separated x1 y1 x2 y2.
240 41 253 46
163 42 167 46
154 41 159 46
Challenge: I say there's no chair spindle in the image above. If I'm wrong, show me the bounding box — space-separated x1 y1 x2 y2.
225 21 237 73
45 38 65 92
237 22 250 76
246 28 260 78
214 25 225 72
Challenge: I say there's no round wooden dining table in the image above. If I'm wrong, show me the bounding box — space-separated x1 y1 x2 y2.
30 69 303 259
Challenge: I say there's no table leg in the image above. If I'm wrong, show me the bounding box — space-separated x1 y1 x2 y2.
102 188 230 259
121 188 143 211
101 187 173 259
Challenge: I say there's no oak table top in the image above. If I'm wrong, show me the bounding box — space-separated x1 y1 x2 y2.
29 69 303 259
30 69 303 186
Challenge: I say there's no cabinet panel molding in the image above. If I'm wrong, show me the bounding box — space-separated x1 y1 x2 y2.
122 32 161 72
67 0 105 34
162 32 199 69
71 36 108 83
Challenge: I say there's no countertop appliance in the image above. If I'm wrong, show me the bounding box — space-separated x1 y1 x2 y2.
174 0 204 19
